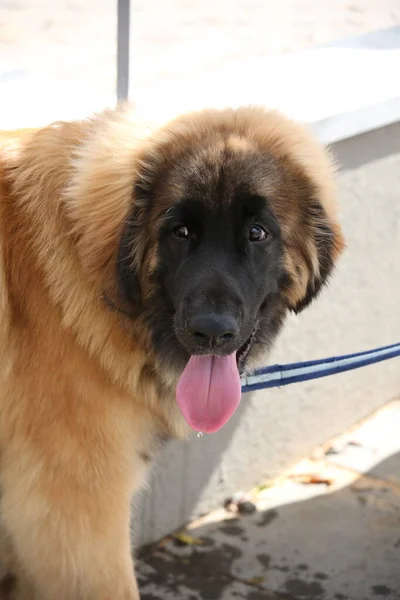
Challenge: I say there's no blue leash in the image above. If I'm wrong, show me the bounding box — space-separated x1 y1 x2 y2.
241 342 400 393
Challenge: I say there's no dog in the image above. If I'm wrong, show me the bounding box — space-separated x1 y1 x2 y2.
0 105 344 599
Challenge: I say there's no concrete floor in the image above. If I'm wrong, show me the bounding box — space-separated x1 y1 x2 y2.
136 401 400 600
4 1 400 82
2 2 400 131
2 1 400 102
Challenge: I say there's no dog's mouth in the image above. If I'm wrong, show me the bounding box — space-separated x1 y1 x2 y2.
175 322 258 434
236 324 258 372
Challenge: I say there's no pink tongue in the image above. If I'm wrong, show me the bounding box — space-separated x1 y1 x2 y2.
176 353 242 433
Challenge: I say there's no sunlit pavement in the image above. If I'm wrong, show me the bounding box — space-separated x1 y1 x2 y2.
137 400 400 599
1 1 400 130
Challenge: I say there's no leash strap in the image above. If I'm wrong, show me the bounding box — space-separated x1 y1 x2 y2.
241 342 400 393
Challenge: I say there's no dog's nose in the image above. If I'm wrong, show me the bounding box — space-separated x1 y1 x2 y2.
187 314 240 349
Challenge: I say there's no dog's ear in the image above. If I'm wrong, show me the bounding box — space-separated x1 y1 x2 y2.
115 206 144 309
283 199 345 314
63 108 162 315
99 187 152 318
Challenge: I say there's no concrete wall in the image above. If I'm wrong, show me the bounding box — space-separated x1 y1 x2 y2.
132 122 400 547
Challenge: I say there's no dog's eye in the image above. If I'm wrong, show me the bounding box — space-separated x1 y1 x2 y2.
174 225 189 239
249 225 268 242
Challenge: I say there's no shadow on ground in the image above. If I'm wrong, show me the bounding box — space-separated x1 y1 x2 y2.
136 411 400 600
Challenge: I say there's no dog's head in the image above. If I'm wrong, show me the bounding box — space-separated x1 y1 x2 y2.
69 107 344 433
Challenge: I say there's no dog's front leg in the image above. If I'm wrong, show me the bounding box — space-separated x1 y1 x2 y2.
0 438 143 600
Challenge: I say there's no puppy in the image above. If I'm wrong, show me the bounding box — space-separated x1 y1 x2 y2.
0 106 344 598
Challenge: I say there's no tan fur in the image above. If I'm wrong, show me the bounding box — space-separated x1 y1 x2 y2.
0 106 344 599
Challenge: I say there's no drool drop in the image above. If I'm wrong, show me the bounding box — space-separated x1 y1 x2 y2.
197 432 203 439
